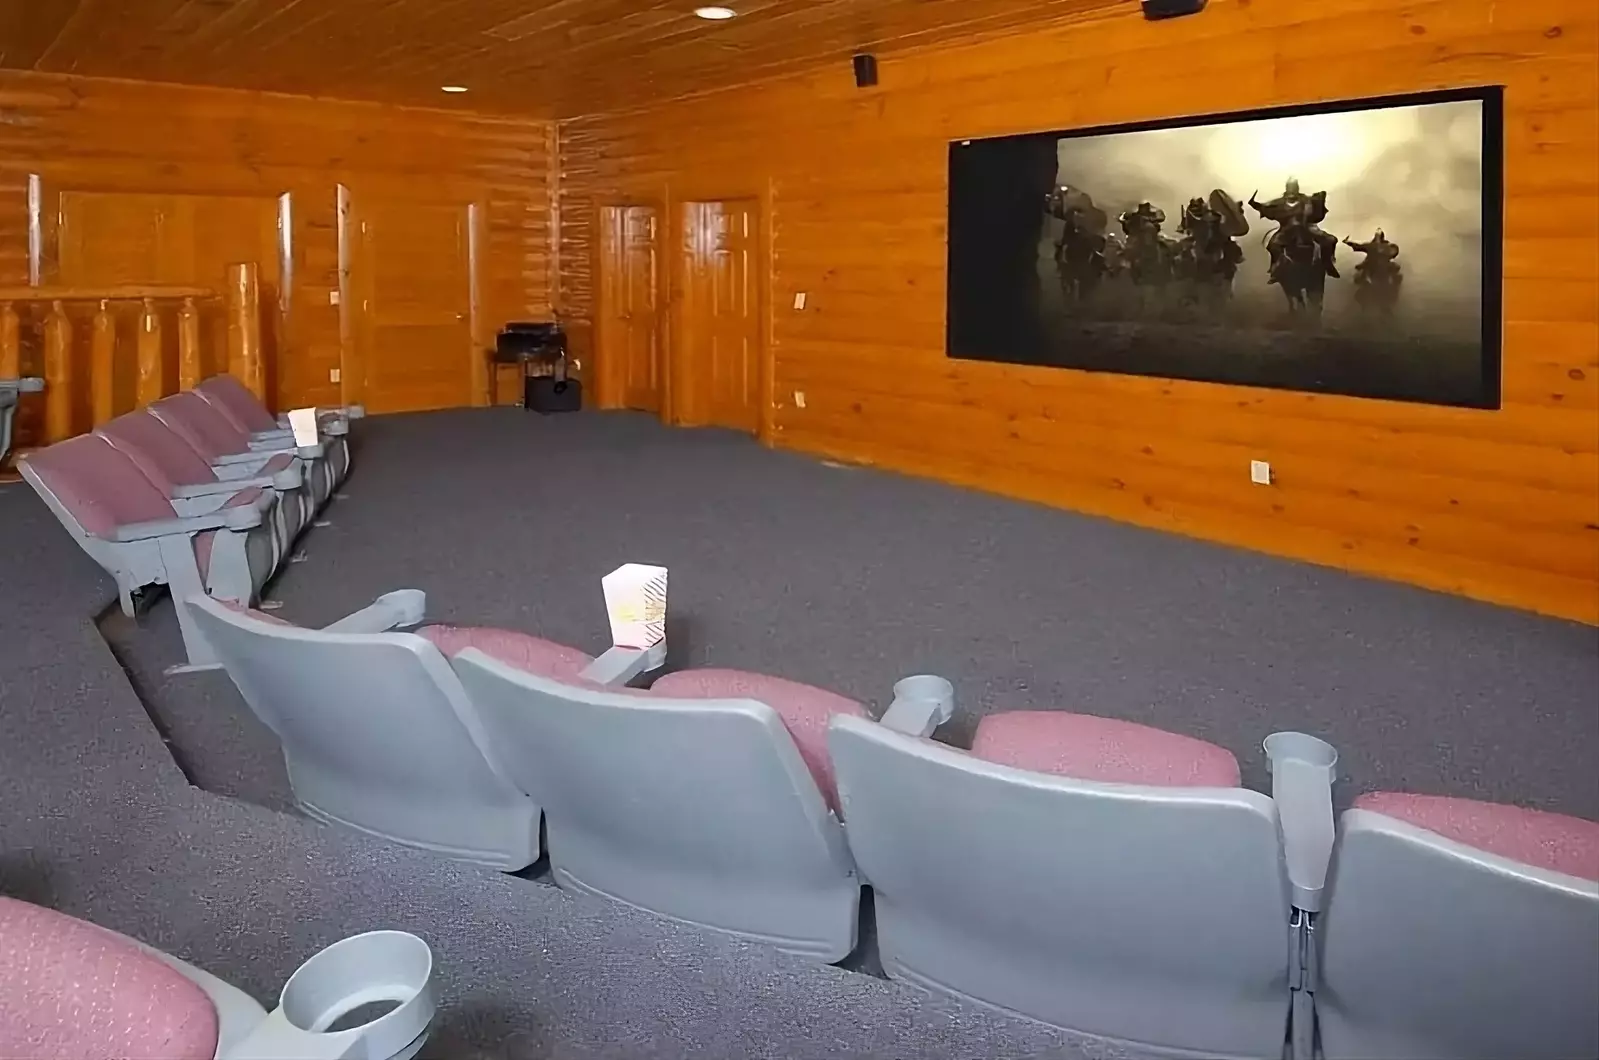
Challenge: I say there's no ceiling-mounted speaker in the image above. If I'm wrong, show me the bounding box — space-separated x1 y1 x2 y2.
1141 0 1207 19
852 53 879 88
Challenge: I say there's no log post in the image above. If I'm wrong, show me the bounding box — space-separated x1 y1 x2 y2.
0 301 18 382
226 262 264 400
90 300 116 426
177 296 202 390
136 297 165 406
43 301 74 442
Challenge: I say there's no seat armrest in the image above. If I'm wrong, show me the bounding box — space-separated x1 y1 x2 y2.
1264 732 1339 913
173 478 272 499
581 642 667 686
278 405 363 428
110 509 255 541
17 376 44 393
878 674 956 737
296 441 326 459
248 429 296 447
270 462 304 490
321 590 428 634
212 450 267 466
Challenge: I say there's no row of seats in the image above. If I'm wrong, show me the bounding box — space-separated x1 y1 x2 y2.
17 375 358 669
0 896 435 1060
0 374 43 468
186 587 1599 1060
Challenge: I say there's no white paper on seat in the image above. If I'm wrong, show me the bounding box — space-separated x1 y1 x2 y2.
602 563 668 649
287 407 320 446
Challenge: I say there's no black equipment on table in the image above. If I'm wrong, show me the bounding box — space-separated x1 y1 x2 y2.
493 322 581 413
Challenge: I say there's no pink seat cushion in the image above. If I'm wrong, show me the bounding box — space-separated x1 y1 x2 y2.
260 452 296 475
198 375 278 433
648 668 867 810
970 711 1243 788
418 625 594 681
23 435 176 537
1355 792 1599 882
0 897 219 1060
192 487 266 580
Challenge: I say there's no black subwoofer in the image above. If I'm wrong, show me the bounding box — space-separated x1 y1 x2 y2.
525 375 583 414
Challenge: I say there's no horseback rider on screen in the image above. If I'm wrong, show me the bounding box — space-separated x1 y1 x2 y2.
1344 229 1401 285
1248 178 1340 286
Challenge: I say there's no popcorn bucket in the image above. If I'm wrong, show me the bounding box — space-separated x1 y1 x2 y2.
287 406 320 446
602 563 668 649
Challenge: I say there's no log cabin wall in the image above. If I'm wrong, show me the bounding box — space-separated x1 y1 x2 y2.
558 0 1599 624
0 70 556 441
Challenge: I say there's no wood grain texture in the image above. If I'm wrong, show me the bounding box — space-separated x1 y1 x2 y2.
559 0 1599 623
0 69 554 438
0 0 1120 117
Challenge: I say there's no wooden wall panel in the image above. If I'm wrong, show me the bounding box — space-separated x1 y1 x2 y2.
0 70 554 438
559 0 1599 623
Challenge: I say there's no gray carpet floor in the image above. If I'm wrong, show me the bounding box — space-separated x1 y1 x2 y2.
4 407 1598 1060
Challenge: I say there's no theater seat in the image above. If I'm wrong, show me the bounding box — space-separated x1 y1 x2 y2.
98 410 310 563
0 896 437 1060
450 654 863 960
19 434 277 667
151 391 334 510
1317 793 1599 1060
184 589 543 870
195 374 356 488
829 708 1310 1058
1 376 42 467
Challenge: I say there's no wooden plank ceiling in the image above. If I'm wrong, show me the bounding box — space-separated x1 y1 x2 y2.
0 0 1118 117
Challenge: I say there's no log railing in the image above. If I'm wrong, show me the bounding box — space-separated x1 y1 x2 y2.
0 262 265 446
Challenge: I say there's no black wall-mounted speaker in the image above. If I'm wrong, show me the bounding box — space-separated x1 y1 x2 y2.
1141 0 1207 19
852 53 879 88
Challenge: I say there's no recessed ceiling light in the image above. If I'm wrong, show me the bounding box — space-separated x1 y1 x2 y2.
441 85 469 93
694 6 736 19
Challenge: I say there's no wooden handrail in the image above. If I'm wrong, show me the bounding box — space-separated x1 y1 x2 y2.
0 284 216 302
1 266 262 446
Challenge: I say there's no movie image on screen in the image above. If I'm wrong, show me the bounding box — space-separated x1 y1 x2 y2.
946 88 1504 409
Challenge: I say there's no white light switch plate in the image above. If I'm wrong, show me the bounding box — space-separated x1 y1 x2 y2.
794 391 807 409
1250 459 1273 485
329 368 342 384
329 290 341 305
793 292 807 310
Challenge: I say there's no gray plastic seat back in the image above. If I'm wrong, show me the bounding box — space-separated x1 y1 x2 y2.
828 715 1291 1058
1317 807 1599 1060
185 595 539 870
451 650 859 960
1 377 41 466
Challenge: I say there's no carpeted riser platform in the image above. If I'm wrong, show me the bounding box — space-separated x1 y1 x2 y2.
4 407 1596 1060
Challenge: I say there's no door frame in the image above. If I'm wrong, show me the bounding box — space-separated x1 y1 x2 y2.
667 184 773 443
339 186 483 412
592 198 666 413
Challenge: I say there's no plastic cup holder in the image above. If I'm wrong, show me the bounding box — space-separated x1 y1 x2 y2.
1263 731 1338 774
232 931 435 1060
893 675 955 719
374 589 427 628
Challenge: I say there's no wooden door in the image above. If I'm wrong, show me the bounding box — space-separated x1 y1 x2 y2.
597 205 662 411
682 199 760 432
52 188 282 409
350 196 475 415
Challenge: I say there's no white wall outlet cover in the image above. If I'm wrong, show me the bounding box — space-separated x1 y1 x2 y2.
794 391 807 408
329 368 342 384
792 292 807 310
329 290 341 305
1250 460 1273 485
